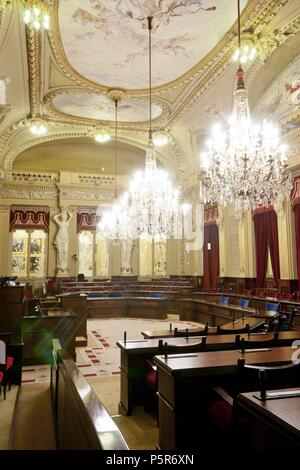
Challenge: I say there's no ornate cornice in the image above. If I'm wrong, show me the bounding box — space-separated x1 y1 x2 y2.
57 184 114 202
0 124 178 175
0 181 57 200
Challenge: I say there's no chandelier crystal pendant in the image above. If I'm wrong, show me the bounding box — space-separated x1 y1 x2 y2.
199 1 291 213
23 1 50 31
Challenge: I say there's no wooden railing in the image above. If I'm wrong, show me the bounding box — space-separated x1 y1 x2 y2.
51 340 128 450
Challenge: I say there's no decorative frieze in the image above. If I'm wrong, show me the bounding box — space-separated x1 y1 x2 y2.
0 182 57 200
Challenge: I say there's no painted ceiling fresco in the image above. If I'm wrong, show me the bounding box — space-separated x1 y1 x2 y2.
58 0 248 89
52 92 162 121
254 54 300 125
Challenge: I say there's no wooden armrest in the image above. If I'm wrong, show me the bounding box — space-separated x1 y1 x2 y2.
213 386 234 406
145 359 157 371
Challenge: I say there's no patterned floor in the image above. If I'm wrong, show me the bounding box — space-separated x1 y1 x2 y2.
21 317 201 383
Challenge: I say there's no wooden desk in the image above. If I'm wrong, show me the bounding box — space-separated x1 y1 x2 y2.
117 332 300 416
236 390 300 449
154 346 298 449
87 296 167 320
191 292 300 327
142 316 265 339
179 298 259 326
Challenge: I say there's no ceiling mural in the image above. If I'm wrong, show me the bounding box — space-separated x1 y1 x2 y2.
52 92 162 122
254 54 300 126
58 0 248 89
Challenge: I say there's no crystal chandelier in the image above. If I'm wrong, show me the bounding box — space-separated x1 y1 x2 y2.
98 17 181 241
199 3 291 213
23 1 50 31
123 17 181 240
98 94 134 240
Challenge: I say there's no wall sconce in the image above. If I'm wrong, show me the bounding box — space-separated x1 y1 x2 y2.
207 243 211 250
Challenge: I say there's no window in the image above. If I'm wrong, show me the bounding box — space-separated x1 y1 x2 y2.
139 236 167 277
11 229 47 279
78 231 109 278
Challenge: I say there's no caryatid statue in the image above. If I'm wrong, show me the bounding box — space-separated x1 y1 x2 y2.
53 208 73 276
121 239 134 274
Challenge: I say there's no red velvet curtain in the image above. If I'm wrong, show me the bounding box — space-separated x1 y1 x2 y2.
295 205 300 290
203 224 219 290
266 210 280 287
254 210 280 287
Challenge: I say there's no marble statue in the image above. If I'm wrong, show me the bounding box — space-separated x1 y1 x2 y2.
53 208 73 275
121 239 134 274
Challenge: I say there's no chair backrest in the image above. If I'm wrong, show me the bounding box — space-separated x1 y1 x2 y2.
149 292 164 298
239 298 250 309
108 291 122 297
265 302 279 312
174 325 208 337
218 324 250 335
220 295 229 305
238 332 279 350
238 359 300 399
163 337 206 355
0 333 10 371
88 292 102 298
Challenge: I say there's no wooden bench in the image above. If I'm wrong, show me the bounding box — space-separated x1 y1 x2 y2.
51 340 128 450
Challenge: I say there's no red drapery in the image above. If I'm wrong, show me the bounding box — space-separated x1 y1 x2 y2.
254 210 280 287
203 224 219 290
294 205 300 290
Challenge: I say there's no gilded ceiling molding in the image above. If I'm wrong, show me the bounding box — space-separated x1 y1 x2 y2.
0 0 11 45
0 118 26 160
43 88 170 129
166 0 290 128
1 129 89 169
246 15 300 89
1 128 177 175
26 26 42 117
47 0 269 96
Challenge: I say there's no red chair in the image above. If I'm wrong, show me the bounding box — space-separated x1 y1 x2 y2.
0 333 14 399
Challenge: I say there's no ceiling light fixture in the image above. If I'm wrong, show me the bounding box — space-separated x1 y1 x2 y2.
153 131 170 147
199 0 291 214
29 116 47 135
23 0 50 31
98 17 182 241
94 130 111 143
